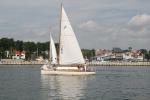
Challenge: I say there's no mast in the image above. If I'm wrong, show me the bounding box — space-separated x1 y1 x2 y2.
49 32 52 63
58 3 63 65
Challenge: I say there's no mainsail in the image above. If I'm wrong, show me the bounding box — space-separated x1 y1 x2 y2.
50 33 57 64
59 5 85 65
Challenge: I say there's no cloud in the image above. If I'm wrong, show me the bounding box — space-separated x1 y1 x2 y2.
79 20 99 30
77 19 150 49
79 20 114 36
0 0 150 49
128 14 150 28
125 14 150 40
77 20 119 48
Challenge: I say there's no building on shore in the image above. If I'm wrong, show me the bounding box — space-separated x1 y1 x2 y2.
93 48 144 62
12 50 26 59
94 49 112 61
123 49 143 61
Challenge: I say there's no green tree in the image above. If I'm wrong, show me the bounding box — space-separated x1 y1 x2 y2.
0 38 15 58
91 49 95 57
0 38 14 51
15 40 23 51
23 42 37 53
23 42 37 59
82 49 95 59
140 49 147 54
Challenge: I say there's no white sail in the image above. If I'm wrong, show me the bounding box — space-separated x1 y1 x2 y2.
59 5 85 65
50 33 57 64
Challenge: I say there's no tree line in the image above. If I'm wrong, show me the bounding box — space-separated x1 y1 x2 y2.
1 38 149 61
140 49 150 61
0 38 95 60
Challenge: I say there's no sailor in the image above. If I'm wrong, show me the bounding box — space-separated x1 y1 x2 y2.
84 63 87 71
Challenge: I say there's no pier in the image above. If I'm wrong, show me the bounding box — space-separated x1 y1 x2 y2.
0 59 150 66
88 61 150 66
0 59 43 65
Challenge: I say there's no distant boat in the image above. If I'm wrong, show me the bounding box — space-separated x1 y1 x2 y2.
41 4 95 75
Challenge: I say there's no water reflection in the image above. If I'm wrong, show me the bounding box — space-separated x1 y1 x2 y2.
40 66 150 100
41 75 88 100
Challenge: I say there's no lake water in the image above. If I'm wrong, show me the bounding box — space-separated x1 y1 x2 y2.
0 65 150 100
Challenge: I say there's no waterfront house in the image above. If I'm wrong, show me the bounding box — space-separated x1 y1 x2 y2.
111 48 124 61
123 49 143 61
12 50 26 59
92 48 144 62
95 49 112 61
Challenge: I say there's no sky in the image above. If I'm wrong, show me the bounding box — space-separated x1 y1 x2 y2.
0 0 150 49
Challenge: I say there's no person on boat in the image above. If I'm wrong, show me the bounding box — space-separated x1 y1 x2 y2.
77 64 82 71
84 63 87 71
78 64 84 71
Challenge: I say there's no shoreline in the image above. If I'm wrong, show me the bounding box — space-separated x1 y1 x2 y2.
0 62 43 65
87 61 150 66
0 60 150 66
0 59 43 65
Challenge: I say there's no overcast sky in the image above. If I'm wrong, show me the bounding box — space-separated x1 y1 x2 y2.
0 0 150 49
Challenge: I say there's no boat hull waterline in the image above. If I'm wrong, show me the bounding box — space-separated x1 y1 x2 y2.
41 69 96 75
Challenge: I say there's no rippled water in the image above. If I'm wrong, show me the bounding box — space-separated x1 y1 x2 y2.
0 65 150 100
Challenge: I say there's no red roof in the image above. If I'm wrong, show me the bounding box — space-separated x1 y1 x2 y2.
96 49 112 55
16 50 26 54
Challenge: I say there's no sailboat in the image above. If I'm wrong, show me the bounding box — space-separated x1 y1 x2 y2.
41 4 96 75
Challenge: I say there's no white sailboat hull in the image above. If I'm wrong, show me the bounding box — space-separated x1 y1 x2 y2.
41 66 96 75
41 69 96 75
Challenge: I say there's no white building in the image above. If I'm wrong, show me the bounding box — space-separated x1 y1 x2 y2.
12 51 26 59
123 50 143 61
